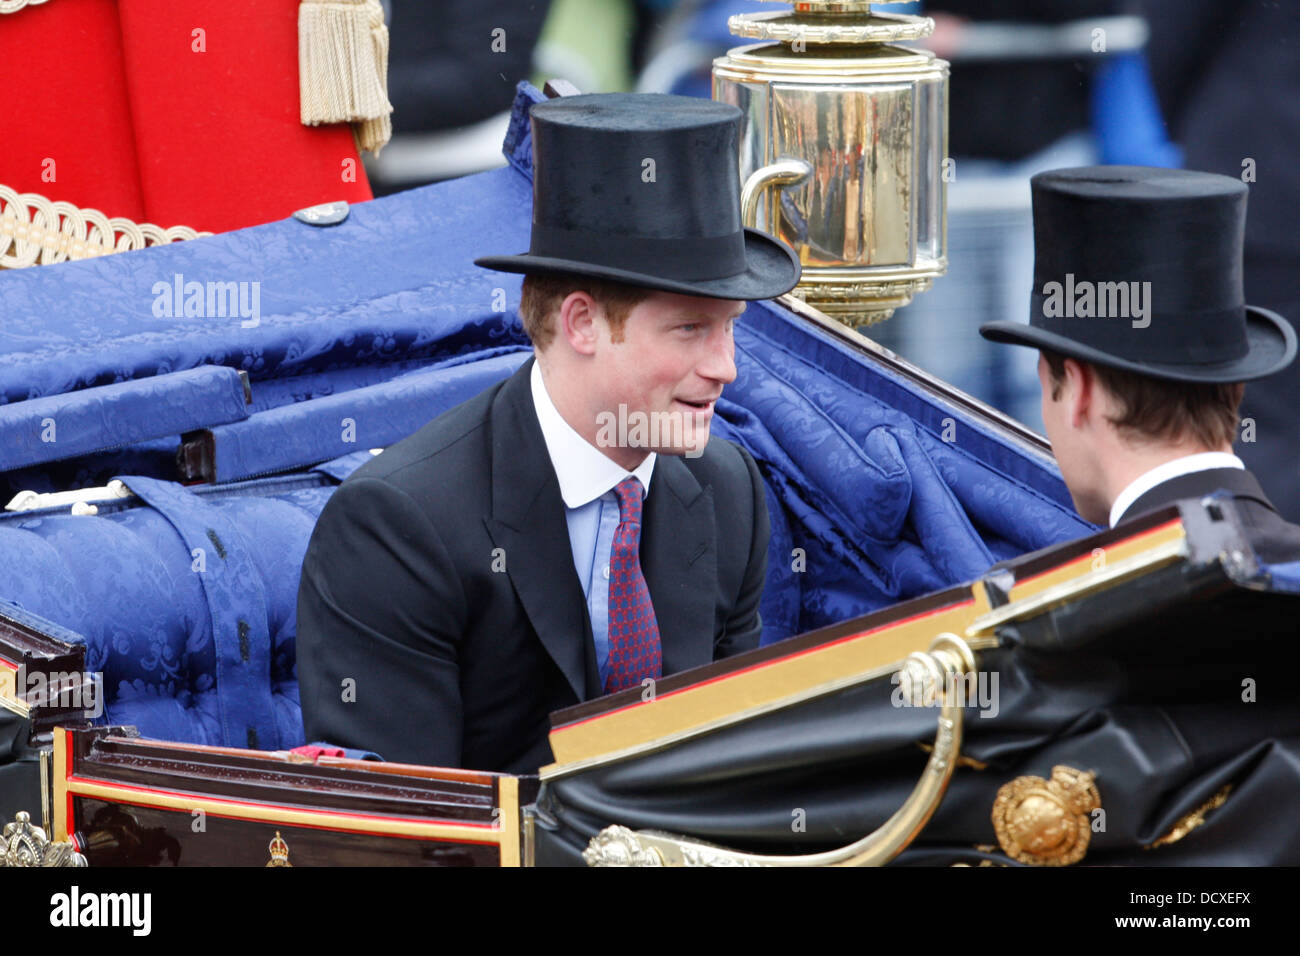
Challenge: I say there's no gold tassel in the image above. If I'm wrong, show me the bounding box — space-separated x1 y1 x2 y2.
299 0 392 155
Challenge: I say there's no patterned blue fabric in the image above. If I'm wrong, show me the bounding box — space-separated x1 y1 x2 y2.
118 476 278 750
502 82 546 179
0 473 336 748
205 349 529 481
0 436 182 499
0 170 533 408
0 365 248 473
715 303 1092 642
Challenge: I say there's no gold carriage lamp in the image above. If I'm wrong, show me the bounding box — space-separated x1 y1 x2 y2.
714 1 949 326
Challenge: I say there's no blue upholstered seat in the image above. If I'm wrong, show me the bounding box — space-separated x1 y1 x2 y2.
0 476 334 749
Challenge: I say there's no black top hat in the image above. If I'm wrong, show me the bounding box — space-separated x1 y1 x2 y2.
475 92 801 301
980 165 1296 383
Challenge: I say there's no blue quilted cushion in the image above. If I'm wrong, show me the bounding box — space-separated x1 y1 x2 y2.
0 475 336 749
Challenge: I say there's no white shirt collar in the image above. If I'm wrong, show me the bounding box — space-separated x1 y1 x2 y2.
1108 451 1244 527
530 360 655 508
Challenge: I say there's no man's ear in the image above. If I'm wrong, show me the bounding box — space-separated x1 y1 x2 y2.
1063 358 1095 430
557 291 600 357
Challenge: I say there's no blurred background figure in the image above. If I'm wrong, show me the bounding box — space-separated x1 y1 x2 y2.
365 1 553 192
1143 1 1300 521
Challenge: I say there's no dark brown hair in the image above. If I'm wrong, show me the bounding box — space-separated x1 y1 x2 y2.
1041 350 1244 449
517 273 655 349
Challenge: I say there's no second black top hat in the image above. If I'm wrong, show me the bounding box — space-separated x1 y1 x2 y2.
980 165 1295 383
475 92 801 301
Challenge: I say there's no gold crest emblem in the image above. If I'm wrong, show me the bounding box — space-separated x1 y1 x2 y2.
992 766 1101 866
266 830 292 867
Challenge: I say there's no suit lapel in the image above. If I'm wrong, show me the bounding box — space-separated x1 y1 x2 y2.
641 454 718 675
484 359 594 702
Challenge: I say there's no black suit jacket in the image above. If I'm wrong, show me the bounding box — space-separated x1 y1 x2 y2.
296 358 770 773
1117 467 1300 564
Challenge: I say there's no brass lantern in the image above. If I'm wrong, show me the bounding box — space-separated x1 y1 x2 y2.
715 1 949 326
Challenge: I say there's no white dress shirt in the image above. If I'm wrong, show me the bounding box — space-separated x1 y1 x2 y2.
530 360 655 687
1108 451 1245 527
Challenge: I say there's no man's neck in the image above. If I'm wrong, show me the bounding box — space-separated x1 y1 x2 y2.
535 357 650 472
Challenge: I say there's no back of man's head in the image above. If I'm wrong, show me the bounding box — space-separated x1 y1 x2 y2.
1040 349 1244 451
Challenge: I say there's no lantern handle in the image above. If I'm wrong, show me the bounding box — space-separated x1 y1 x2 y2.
740 159 812 231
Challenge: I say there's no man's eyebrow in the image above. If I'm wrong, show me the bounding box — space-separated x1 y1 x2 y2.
729 304 746 318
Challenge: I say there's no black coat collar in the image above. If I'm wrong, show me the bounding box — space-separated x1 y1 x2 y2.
1118 467 1278 525
483 358 716 701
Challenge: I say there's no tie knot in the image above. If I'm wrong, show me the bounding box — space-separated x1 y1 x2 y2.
613 476 643 523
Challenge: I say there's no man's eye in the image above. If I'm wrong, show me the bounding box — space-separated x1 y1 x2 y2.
678 323 700 332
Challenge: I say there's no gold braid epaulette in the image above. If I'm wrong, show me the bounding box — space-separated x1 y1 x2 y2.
0 0 52 13
0 185 211 269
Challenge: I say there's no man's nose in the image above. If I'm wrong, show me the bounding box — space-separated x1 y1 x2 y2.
699 328 738 384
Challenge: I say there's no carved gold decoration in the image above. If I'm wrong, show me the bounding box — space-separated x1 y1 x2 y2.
1145 785 1232 850
583 633 978 867
1 812 87 866
992 766 1100 866
784 274 937 325
583 826 667 867
266 830 292 866
0 184 210 270
728 10 935 46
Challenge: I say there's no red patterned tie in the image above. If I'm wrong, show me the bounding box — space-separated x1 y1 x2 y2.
604 476 662 693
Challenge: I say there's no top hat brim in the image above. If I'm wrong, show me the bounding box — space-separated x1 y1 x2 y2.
474 228 801 302
979 305 1298 384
